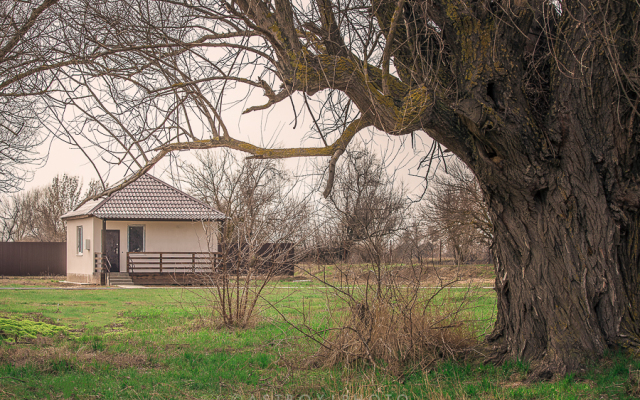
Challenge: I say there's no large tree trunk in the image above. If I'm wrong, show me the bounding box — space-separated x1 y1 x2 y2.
422 1 640 376
483 131 640 375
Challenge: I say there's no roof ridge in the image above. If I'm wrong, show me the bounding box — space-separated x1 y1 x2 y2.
86 195 110 215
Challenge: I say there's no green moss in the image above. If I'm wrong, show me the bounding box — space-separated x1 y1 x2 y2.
394 86 433 130
0 316 70 342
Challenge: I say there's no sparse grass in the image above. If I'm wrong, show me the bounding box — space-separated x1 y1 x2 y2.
0 273 637 399
0 275 85 287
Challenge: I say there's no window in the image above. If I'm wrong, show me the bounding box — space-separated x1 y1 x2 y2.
76 226 83 255
128 225 145 252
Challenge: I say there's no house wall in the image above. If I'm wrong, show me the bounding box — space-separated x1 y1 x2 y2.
65 217 101 283
102 220 218 272
65 218 219 283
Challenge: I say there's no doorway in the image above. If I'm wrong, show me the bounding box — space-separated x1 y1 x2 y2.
105 230 120 272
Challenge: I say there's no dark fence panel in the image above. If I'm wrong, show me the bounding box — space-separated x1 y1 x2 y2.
218 243 296 275
0 242 67 276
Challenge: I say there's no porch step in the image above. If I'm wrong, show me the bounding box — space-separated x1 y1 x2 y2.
108 272 134 286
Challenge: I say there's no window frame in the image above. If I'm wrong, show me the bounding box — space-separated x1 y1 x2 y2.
127 225 145 253
76 226 83 255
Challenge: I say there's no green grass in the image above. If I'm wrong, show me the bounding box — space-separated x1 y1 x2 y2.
0 284 638 399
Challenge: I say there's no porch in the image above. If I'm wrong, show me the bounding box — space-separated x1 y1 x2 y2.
95 251 222 285
93 245 295 285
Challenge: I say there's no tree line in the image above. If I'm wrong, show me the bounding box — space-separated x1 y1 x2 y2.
1 150 490 267
0 175 100 242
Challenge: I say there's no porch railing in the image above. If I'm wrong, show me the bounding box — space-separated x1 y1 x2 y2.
94 252 112 273
127 252 221 273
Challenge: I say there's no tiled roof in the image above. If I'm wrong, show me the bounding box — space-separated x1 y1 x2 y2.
61 174 225 221
60 198 104 219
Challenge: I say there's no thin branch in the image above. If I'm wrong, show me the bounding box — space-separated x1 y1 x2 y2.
381 0 406 96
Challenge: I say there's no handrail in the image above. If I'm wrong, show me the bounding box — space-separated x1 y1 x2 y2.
94 253 112 273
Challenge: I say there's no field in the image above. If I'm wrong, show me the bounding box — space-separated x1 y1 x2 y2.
1 266 639 399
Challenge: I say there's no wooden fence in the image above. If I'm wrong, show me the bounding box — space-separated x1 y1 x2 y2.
0 242 66 276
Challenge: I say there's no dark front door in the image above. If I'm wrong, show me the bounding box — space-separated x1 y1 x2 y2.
105 230 120 272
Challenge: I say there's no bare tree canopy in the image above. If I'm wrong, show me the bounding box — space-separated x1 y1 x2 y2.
0 0 64 192
421 158 491 264
0 174 100 242
315 145 407 263
9 0 640 376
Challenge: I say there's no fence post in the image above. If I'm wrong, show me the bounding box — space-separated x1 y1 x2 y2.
192 253 195 273
159 253 163 273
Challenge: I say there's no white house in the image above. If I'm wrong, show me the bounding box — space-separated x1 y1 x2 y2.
61 173 225 284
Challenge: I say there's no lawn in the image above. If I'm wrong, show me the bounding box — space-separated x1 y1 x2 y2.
0 276 639 399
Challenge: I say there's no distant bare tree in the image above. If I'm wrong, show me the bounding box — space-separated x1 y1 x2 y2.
0 174 100 241
392 221 434 265
421 159 492 264
313 146 408 264
181 150 309 327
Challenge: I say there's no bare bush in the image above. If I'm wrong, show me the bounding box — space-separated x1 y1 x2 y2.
182 150 309 328
287 186 483 378
421 159 492 264
312 146 408 264
288 251 483 378
313 291 479 377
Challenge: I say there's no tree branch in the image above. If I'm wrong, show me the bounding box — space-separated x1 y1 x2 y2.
242 80 292 114
0 0 60 63
316 0 350 57
85 118 371 202
381 0 406 96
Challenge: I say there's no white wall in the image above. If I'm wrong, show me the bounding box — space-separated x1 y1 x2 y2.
65 217 101 283
65 218 219 282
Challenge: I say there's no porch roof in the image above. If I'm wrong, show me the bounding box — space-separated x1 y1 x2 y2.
61 174 226 221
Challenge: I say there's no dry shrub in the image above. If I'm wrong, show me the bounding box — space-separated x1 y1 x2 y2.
311 292 478 377
292 258 484 379
629 368 640 397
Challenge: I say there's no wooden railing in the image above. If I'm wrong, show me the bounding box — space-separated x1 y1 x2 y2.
127 252 221 273
94 253 112 273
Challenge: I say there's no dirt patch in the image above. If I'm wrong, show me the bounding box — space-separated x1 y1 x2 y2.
0 276 96 287
0 343 155 371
